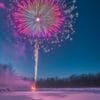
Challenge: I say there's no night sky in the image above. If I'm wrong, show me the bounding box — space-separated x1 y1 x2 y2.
0 0 100 78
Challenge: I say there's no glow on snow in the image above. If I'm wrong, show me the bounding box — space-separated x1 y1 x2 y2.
9 0 77 90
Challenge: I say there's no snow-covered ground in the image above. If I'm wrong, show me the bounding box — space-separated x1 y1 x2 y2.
0 88 100 100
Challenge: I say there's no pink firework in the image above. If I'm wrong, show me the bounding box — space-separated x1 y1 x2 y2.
12 0 64 38
9 0 78 85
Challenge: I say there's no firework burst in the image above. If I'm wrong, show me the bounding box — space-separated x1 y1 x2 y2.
9 0 78 51
12 0 64 38
9 0 78 89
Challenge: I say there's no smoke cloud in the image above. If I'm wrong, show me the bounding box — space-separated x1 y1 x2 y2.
0 2 5 9
0 64 32 91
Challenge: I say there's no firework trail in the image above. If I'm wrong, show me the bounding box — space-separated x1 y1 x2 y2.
34 40 39 83
8 0 78 87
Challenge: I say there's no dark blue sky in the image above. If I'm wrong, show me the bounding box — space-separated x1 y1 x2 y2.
0 0 100 78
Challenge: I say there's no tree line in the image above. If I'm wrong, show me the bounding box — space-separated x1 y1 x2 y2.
0 64 100 88
37 73 100 88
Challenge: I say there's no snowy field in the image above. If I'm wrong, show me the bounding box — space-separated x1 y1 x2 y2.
0 88 100 100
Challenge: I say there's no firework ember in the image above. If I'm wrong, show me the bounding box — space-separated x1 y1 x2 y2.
9 0 78 90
